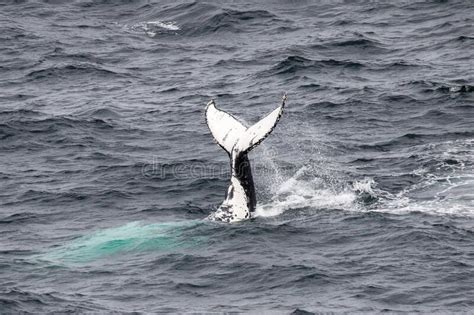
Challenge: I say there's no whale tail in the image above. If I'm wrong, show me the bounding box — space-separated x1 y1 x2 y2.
205 94 287 155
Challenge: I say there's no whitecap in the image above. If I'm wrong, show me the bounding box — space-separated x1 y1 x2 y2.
121 20 180 38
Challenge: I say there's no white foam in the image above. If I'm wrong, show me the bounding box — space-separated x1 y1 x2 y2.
121 20 180 38
146 21 180 31
252 137 473 219
352 138 474 217
255 139 473 218
352 177 376 196
254 166 357 218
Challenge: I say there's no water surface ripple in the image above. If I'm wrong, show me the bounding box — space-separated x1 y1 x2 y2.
0 0 473 313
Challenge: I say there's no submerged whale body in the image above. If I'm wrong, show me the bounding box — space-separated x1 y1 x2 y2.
205 95 286 223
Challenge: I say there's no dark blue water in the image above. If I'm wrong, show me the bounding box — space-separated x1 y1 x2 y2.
1 0 473 313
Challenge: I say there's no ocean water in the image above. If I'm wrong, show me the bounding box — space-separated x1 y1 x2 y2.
1 0 473 313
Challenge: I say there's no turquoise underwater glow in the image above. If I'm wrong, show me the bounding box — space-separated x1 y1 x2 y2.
41 220 205 264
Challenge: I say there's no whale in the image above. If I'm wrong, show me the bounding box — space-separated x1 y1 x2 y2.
205 94 287 223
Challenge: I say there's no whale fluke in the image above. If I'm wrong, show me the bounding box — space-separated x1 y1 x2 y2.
205 101 247 154
205 94 287 222
206 94 286 155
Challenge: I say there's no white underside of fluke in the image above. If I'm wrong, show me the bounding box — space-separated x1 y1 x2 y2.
205 95 287 223
205 102 247 154
205 95 286 156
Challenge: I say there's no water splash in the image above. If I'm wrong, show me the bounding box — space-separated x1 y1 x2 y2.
255 165 356 218
255 137 474 218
